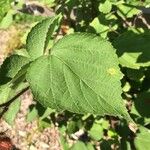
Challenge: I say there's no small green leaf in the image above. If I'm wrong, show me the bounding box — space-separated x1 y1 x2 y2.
27 33 132 122
0 9 14 29
89 14 118 38
0 82 28 105
90 17 109 38
26 105 38 122
0 55 30 84
88 123 103 140
67 121 78 134
99 0 112 14
0 0 13 22
39 107 55 120
3 98 21 125
0 84 12 105
117 4 141 19
26 16 60 60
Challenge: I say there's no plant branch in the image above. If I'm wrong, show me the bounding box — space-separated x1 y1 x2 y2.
0 84 29 118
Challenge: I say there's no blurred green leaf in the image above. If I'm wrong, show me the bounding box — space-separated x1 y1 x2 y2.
71 141 87 150
99 0 112 14
113 30 150 69
39 107 55 120
60 135 69 150
100 139 112 150
134 90 150 118
88 123 103 140
0 9 14 29
26 105 38 122
134 126 150 150
4 98 21 125
126 68 145 81
117 4 141 19
0 84 12 105
120 139 132 150
38 119 51 130
0 0 13 22
86 143 95 150
67 121 78 134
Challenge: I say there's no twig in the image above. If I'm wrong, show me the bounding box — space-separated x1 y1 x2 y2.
0 85 29 118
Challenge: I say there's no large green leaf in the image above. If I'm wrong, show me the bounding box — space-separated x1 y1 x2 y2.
27 33 132 122
26 17 59 60
113 30 150 69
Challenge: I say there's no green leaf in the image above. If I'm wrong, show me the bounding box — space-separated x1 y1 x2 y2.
113 30 150 69
134 126 150 150
0 82 28 105
13 49 30 58
134 90 150 118
71 141 87 150
67 121 78 134
117 4 141 19
86 143 95 150
0 84 12 105
120 139 132 150
27 33 132 122
88 123 103 140
26 105 38 122
89 14 118 38
99 0 112 14
39 107 55 120
3 98 21 125
0 55 30 84
90 17 109 38
0 9 14 29
60 135 69 150
26 17 59 60
0 0 13 22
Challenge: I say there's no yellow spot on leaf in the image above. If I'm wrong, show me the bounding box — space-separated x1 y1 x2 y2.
107 68 117 75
